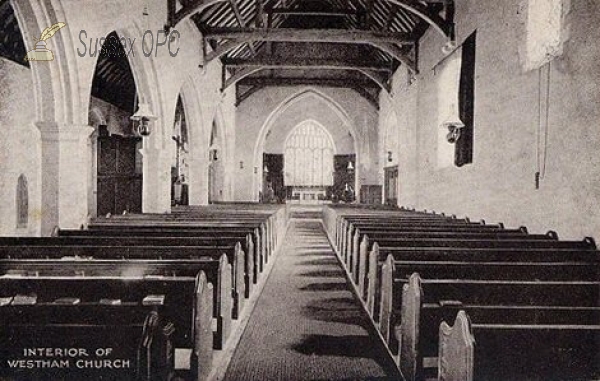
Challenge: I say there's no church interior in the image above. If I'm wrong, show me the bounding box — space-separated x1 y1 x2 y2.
0 0 599 380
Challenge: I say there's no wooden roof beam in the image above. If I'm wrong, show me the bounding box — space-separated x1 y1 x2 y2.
228 0 257 55
224 57 393 73
221 65 391 92
357 68 390 92
239 77 377 88
370 41 417 73
166 0 228 31
204 28 417 72
222 66 262 91
268 8 358 17
204 27 415 44
383 0 453 38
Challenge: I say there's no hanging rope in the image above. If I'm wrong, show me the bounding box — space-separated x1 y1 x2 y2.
536 61 551 189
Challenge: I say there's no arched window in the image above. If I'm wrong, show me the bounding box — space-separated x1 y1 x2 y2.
284 121 335 187
16 174 28 228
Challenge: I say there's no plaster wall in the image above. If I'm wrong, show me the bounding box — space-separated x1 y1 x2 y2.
234 86 379 201
0 58 41 236
382 0 600 239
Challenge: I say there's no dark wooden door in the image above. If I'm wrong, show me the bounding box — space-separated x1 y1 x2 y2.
384 166 398 206
263 154 284 203
97 134 142 215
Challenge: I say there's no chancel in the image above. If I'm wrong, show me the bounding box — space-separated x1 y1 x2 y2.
0 0 599 380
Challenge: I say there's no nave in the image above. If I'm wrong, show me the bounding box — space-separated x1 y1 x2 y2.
223 218 399 381
0 202 598 381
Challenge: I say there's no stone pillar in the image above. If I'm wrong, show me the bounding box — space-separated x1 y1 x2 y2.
139 144 171 213
37 122 94 235
187 156 209 205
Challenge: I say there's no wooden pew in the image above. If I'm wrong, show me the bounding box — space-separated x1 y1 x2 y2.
57 229 261 285
363 244 599 322
376 247 600 341
353 234 594 302
77 223 269 272
338 222 528 270
0 269 215 381
438 310 600 381
323 205 600 381
394 272 600 381
0 251 236 351
3 236 255 300
92 211 284 251
339 227 553 268
0 307 172 381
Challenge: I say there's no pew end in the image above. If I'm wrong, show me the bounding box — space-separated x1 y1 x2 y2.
437 310 474 381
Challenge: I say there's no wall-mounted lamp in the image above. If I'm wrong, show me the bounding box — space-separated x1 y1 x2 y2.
442 23 457 55
239 161 244 169
347 161 354 171
130 102 157 137
446 125 463 144
387 151 393 162
263 165 269 173
442 40 457 55
442 114 465 144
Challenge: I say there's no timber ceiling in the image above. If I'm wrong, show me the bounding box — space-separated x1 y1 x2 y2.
91 32 137 113
0 0 29 67
170 0 456 106
0 0 455 109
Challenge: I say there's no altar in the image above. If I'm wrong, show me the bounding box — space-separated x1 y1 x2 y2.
288 187 328 204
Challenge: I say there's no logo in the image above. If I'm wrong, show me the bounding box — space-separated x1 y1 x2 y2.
25 22 66 62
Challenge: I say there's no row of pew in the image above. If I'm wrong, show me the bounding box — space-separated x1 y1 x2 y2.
323 204 600 381
0 204 289 381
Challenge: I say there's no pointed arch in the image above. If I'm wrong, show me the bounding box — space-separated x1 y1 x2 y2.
115 22 164 148
252 87 360 200
178 77 209 205
208 105 229 202
10 0 81 124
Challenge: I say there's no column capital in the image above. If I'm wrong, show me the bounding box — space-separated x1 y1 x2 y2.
36 121 95 142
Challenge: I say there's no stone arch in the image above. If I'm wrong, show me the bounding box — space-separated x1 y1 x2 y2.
86 106 106 216
252 87 360 200
114 24 163 146
11 0 82 125
112 23 169 213
208 106 228 203
178 77 209 205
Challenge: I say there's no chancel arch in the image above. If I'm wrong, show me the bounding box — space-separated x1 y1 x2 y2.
254 88 360 202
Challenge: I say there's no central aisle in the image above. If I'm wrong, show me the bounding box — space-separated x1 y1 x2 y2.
222 219 399 381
